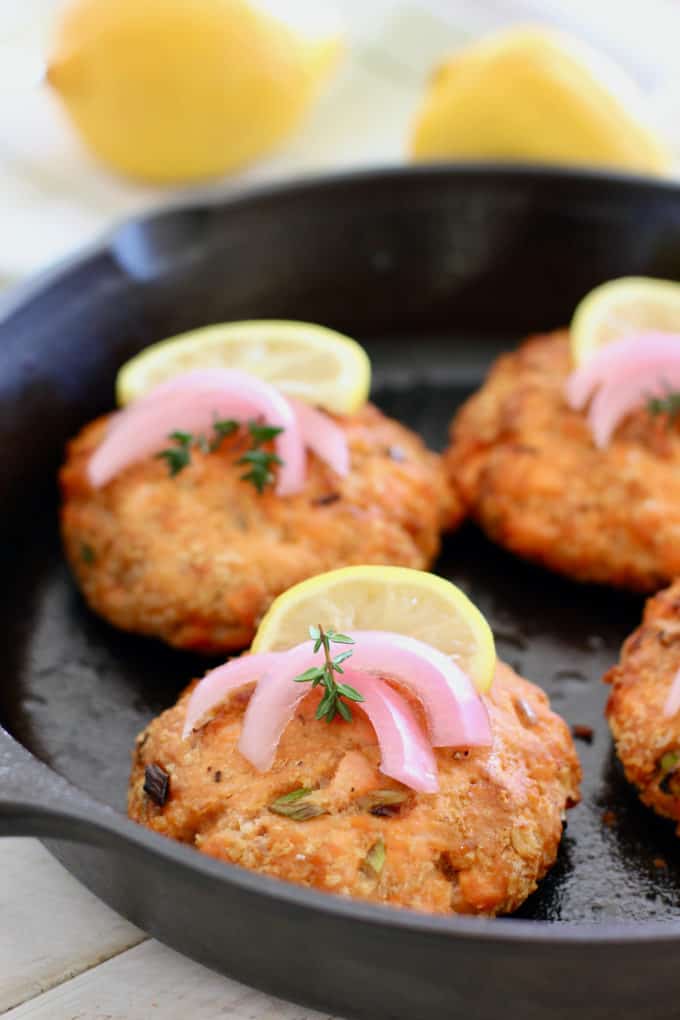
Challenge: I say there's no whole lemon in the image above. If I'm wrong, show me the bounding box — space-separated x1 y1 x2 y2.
47 0 342 184
411 27 670 176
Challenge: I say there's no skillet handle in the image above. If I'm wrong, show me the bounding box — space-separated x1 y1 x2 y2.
0 725 120 841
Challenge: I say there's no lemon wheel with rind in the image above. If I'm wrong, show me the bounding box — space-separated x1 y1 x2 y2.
116 319 371 415
251 565 496 693
570 277 680 366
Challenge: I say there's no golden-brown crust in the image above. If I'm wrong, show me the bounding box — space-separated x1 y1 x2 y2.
605 580 680 833
446 331 680 591
128 662 580 916
60 404 461 652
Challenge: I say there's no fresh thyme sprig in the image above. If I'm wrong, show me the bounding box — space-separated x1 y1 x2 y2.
293 624 364 723
237 422 284 493
156 418 284 493
209 418 239 451
647 390 680 424
156 430 193 476
248 422 285 445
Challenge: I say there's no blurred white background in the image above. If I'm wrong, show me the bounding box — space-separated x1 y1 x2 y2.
1 0 680 286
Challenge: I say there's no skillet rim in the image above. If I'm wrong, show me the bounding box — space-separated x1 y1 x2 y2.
3 159 680 329
3 161 680 946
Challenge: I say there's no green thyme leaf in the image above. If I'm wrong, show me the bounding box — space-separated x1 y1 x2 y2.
647 391 680 424
214 418 239 436
155 442 192 477
332 650 354 667
362 837 386 877
248 422 284 446
293 667 325 683
660 751 680 774
209 418 239 451
238 450 283 468
315 692 334 720
336 699 352 722
335 683 363 702
238 448 282 493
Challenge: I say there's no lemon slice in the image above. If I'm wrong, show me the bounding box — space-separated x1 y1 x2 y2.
251 565 496 693
116 320 371 415
571 277 680 366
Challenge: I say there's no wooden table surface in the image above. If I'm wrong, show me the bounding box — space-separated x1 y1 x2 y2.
0 840 329 1019
2 1 678 1016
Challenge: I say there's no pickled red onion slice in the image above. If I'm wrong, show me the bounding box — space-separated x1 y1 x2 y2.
236 654 308 772
586 373 680 448
565 333 680 447
127 377 350 479
182 631 492 792
123 375 350 481
565 333 680 412
182 652 280 739
237 655 438 792
331 668 439 793
184 632 491 752
88 369 304 494
188 641 334 758
343 630 492 748
290 398 350 478
664 667 680 718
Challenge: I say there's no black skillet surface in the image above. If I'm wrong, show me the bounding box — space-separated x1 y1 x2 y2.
1 166 680 1019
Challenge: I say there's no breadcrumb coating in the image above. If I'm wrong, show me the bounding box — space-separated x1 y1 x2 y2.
606 580 680 833
61 404 460 652
446 331 680 591
128 662 580 916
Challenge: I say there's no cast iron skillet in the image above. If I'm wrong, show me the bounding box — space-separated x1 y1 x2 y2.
1 166 680 1020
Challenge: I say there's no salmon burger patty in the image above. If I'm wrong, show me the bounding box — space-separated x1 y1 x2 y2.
606 580 680 833
446 331 680 591
128 662 581 916
61 404 459 652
